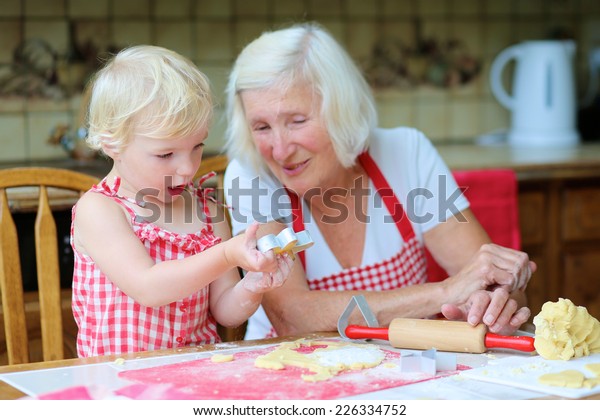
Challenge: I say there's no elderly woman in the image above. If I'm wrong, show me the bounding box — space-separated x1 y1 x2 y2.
223 22 536 340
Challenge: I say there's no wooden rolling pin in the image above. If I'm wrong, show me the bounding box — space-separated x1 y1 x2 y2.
344 318 535 353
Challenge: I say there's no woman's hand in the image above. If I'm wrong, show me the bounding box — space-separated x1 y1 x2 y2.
462 243 536 292
242 252 294 293
441 288 531 335
444 243 537 305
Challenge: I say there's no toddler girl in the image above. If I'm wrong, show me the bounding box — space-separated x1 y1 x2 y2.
71 45 292 357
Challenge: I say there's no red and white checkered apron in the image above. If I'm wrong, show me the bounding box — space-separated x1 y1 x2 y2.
291 152 428 291
266 152 428 336
71 175 221 357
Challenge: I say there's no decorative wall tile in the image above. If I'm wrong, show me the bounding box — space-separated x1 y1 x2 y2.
483 0 511 15
113 0 150 18
381 20 415 46
515 0 544 16
307 0 343 18
76 21 111 52
480 98 510 134
448 98 480 139
0 114 27 162
513 18 546 42
449 20 483 55
414 99 448 142
346 21 378 61
1 0 599 161
416 0 448 17
235 0 269 17
200 64 230 105
113 21 152 47
273 0 310 17
381 0 415 17
205 107 227 154
346 0 378 17
450 0 481 17
25 20 68 55
195 22 233 61
0 0 21 17
24 0 65 17
483 21 513 57
195 0 232 18
26 111 72 159
0 21 22 62
154 0 191 18
581 0 600 14
234 21 270 55
376 94 416 128
68 0 109 18
155 21 193 59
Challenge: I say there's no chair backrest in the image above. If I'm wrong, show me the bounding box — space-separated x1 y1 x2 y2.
0 167 99 365
426 168 521 282
194 155 246 341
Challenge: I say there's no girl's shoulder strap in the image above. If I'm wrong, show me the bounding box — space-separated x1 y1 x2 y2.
90 177 140 220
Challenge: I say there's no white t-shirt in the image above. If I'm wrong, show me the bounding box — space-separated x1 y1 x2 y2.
224 127 469 339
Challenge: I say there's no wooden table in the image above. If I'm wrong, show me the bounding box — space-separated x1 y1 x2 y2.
1 333 599 400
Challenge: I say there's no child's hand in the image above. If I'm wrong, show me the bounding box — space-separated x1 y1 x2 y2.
225 222 278 273
242 252 294 293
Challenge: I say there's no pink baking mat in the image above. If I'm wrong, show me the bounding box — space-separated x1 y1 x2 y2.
118 343 468 399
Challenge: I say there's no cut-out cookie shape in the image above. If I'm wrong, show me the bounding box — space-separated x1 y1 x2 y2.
257 228 314 257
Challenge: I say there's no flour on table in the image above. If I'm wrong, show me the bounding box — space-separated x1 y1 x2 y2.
254 340 385 382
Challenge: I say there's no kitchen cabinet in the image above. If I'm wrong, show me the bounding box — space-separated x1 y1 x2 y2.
518 177 600 318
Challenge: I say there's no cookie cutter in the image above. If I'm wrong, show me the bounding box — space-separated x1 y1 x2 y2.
398 348 457 375
256 227 314 257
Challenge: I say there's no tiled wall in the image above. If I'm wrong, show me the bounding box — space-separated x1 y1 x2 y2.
1 0 599 162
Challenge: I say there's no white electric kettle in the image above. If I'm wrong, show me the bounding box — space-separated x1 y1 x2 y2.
490 40 580 147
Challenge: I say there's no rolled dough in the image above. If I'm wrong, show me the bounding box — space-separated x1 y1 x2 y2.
254 340 385 382
533 298 600 361
211 354 234 363
538 370 585 388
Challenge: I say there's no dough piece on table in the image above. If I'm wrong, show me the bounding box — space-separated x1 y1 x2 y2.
583 377 600 389
539 370 585 388
211 354 234 363
533 298 600 361
585 363 600 376
255 339 385 382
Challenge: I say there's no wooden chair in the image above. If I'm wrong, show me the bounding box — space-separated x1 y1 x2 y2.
0 167 99 365
425 168 521 282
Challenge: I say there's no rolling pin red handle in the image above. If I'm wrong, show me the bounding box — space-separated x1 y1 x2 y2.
484 333 535 352
345 325 389 341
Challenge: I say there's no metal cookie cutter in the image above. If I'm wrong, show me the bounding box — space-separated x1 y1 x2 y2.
256 227 314 258
337 295 456 374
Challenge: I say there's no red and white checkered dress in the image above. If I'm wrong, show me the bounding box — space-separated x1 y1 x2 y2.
71 176 221 357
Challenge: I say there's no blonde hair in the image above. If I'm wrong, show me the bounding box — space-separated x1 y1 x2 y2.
85 45 213 152
225 22 377 172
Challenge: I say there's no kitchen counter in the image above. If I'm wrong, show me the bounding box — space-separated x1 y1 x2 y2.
3 143 600 179
436 142 600 180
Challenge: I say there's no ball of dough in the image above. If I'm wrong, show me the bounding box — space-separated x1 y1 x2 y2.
533 298 600 361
